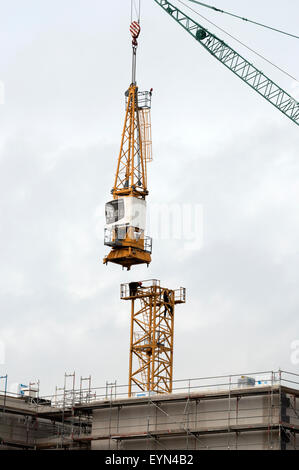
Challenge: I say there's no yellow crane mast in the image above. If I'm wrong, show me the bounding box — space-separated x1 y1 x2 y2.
121 280 186 396
103 20 153 270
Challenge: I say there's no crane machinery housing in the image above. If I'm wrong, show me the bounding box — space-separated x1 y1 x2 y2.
103 19 153 271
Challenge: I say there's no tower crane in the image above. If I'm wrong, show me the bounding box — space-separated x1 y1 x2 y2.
103 17 153 270
154 0 299 126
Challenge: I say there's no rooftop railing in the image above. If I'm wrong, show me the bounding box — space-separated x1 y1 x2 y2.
12 369 297 411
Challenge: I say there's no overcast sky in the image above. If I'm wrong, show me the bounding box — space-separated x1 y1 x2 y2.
0 0 299 396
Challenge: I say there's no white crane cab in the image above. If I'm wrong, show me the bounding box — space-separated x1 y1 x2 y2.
104 196 151 251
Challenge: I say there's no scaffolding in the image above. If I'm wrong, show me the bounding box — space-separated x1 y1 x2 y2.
69 370 299 451
0 370 299 450
0 375 7 413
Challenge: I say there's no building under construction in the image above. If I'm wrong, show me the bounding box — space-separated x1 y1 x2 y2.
1 281 298 451
0 370 299 450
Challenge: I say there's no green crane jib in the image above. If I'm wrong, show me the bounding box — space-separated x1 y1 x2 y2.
154 0 299 126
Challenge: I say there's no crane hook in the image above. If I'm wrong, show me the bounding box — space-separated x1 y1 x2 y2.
130 21 141 47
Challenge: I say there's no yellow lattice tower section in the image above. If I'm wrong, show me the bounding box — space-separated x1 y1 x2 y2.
103 20 153 270
120 280 186 396
112 85 149 199
102 88 152 268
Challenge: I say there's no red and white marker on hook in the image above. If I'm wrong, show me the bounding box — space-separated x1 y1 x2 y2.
130 21 141 46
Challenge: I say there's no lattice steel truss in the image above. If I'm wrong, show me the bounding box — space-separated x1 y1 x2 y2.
154 0 299 126
121 279 186 396
113 86 152 199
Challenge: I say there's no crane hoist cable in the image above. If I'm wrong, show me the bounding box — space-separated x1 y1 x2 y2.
177 0 299 84
130 0 141 84
131 0 141 23
187 0 299 41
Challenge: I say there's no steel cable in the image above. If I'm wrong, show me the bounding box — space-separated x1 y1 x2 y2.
187 0 299 40
177 0 299 84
